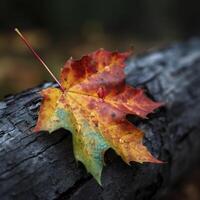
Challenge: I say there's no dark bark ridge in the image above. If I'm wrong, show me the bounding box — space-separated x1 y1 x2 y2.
0 38 200 200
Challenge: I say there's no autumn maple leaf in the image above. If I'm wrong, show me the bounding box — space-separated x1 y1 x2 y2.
33 49 162 184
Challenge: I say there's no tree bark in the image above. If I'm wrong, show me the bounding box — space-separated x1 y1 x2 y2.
0 38 200 200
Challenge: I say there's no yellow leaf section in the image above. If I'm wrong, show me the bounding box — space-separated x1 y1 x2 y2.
34 88 74 133
68 92 161 164
34 88 62 132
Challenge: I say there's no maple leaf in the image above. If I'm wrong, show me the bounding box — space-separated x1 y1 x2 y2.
34 49 163 184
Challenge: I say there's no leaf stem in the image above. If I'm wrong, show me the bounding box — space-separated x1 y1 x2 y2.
14 28 64 92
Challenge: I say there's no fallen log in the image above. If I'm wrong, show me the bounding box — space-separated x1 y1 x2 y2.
0 38 200 200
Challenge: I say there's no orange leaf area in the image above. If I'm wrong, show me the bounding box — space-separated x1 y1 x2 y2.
34 49 163 184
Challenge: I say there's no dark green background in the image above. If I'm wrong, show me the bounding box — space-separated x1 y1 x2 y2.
0 0 199 99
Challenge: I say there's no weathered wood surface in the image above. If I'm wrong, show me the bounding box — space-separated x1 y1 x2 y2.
0 38 200 200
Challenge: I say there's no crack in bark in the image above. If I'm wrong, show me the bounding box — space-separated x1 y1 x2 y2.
54 176 92 200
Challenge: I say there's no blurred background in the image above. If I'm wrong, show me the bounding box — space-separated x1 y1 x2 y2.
0 0 199 100
0 1 200 199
